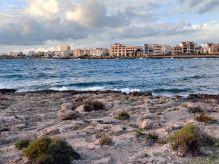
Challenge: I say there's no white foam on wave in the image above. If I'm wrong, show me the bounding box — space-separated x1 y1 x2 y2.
81 86 106 91
50 86 69 91
113 88 141 94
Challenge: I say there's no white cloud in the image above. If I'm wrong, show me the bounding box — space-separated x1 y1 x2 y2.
0 0 219 52
27 0 60 19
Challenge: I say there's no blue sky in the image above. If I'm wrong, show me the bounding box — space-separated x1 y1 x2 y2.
0 0 219 52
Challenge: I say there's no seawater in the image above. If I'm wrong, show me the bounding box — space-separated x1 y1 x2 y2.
0 58 218 95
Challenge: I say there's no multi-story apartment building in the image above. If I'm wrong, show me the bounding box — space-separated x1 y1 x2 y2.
73 49 91 57
162 45 172 55
126 46 136 57
109 43 126 57
179 41 195 54
202 43 219 54
90 48 109 57
144 44 163 55
208 44 219 54
173 46 183 55
135 46 144 57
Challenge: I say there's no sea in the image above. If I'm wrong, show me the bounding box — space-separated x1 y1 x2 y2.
0 58 218 96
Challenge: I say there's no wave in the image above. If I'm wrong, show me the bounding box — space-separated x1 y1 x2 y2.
49 86 140 94
152 88 192 93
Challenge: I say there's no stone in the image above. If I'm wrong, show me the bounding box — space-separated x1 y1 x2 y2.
111 125 126 133
57 110 79 121
61 102 74 112
75 105 84 113
93 157 113 164
39 127 60 137
140 119 159 129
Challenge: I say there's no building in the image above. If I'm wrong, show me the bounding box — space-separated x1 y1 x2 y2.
135 46 144 57
126 46 136 57
90 48 109 57
58 44 71 52
173 46 183 55
109 43 127 57
73 49 91 57
57 44 71 58
144 44 163 55
202 43 218 54
208 44 219 54
179 41 195 54
162 45 172 55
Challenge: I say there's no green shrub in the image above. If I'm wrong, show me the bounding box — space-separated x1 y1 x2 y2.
195 113 214 123
169 124 202 155
188 106 203 114
22 137 80 164
15 140 30 150
146 133 159 143
84 100 105 112
115 111 130 120
99 136 112 146
135 129 145 138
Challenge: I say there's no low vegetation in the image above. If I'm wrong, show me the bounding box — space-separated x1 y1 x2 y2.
187 106 203 114
169 124 203 156
99 136 112 146
15 140 30 150
169 124 219 156
135 128 145 138
146 133 159 143
195 113 214 123
22 137 80 164
83 100 105 112
115 111 130 120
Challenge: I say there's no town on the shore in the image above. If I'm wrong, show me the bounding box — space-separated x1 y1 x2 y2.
1 41 219 59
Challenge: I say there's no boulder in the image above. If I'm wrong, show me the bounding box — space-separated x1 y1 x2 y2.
93 157 113 164
57 110 79 121
75 105 84 113
61 102 74 112
140 119 159 129
39 127 60 137
111 125 126 133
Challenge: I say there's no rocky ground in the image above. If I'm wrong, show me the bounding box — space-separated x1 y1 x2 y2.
0 90 218 164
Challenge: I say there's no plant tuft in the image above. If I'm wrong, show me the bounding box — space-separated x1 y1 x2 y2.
115 111 130 120
15 140 30 150
22 137 80 164
84 100 105 112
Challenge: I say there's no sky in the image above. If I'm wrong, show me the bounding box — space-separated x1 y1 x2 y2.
0 0 219 52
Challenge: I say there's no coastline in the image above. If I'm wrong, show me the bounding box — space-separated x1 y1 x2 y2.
0 89 219 163
1 54 219 60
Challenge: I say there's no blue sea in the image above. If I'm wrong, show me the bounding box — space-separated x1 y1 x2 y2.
0 58 219 95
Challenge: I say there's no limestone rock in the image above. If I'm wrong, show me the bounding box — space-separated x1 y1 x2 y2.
93 157 113 164
57 110 79 121
140 119 159 129
61 102 74 112
75 105 84 113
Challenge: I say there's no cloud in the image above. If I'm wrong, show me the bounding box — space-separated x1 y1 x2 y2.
65 0 128 28
27 0 60 19
0 0 219 52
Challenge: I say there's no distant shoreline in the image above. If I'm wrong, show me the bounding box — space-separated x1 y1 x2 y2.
1 54 219 60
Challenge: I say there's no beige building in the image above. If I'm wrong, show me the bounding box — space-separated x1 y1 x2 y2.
173 46 183 55
126 46 136 57
202 43 219 54
58 44 71 52
144 44 163 55
73 49 91 57
162 45 172 55
179 41 195 54
209 44 219 54
109 43 127 57
90 48 109 57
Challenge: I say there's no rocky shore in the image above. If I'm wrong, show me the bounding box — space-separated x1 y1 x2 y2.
0 90 218 163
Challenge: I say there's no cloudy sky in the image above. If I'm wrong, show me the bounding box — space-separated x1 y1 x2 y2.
0 0 219 52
